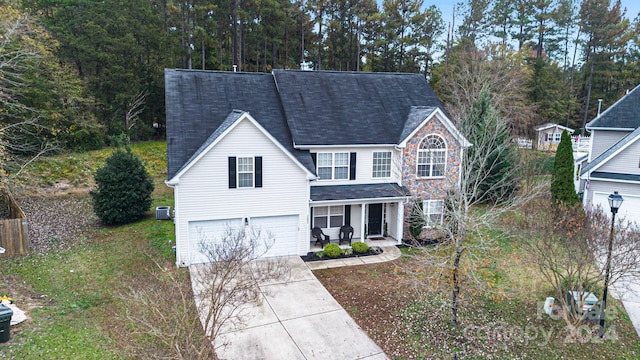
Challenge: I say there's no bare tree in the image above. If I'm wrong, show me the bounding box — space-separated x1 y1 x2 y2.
517 198 640 341
403 90 545 327
191 226 290 351
0 8 57 188
125 90 148 133
432 44 536 136
122 226 290 359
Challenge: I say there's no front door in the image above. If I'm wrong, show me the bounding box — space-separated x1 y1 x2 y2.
368 203 383 236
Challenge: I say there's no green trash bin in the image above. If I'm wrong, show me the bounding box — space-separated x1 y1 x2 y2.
0 303 13 343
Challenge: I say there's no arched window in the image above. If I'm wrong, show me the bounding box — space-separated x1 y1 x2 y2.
417 135 446 178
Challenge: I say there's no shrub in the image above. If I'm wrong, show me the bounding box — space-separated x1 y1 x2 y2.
352 241 369 254
323 244 342 258
91 148 155 225
343 248 353 256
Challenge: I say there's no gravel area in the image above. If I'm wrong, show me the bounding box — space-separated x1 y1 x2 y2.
15 193 99 254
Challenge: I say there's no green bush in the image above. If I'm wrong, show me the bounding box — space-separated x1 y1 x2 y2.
352 241 369 254
324 244 342 258
91 147 155 225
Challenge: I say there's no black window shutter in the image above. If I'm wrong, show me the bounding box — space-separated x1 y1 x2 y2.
228 157 237 188
344 205 351 225
255 156 263 188
349 152 357 180
310 207 314 229
311 153 317 167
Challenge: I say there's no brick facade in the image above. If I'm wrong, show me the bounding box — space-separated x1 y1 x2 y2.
401 114 462 239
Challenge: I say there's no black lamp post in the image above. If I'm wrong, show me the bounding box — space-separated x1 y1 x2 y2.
599 191 623 338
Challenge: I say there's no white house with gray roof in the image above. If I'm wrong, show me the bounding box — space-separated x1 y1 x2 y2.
580 84 640 225
165 69 470 266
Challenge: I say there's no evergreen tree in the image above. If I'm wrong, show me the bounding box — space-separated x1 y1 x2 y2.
91 148 155 225
551 130 579 204
465 89 517 203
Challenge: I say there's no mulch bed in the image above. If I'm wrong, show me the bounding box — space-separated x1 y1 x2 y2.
301 246 384 262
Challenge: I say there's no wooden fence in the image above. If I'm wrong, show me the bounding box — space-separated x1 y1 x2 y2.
0 189 29 257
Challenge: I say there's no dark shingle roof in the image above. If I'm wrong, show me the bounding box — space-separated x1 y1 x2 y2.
587 84 640 130
310 183 410 202
272 70 446 146
165 69 314 179
581 126 640 175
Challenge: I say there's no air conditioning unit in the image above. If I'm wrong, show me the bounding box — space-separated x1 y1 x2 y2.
156 206 171 220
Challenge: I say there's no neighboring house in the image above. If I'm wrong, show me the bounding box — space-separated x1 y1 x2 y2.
580 84 640 225
535 123 574 151
165 69 470 266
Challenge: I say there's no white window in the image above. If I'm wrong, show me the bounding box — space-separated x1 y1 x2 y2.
237 157 254 188
317 152 349 180
313 206 344 228
372 151 392 178
423 200 444 227
553 133 561 142
417 135 446 178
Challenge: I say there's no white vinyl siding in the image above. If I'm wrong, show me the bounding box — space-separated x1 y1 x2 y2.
173 118 310 266
590 130 633 160
372 151 392 178
310 146 401 185
599 139 640 175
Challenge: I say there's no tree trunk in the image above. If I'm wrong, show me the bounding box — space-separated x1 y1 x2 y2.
451 246 465 326
581 46 595 136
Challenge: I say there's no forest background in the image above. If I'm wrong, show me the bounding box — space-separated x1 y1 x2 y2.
1 0 640 157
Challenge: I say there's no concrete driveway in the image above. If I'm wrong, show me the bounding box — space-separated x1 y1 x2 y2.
612 276 640 336
190 256 389 360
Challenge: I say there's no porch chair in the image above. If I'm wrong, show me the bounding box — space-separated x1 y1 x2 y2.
312 227 330 248
339 225 354 245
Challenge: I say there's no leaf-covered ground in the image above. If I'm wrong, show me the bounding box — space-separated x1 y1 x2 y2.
315 254 640 359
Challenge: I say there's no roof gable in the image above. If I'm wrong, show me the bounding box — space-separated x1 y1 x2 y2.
167 111 314 184
535 123 574 133
581 125 640 176
272 70 447 147
587 84 640 130
398 107 471 148
165 69 314 179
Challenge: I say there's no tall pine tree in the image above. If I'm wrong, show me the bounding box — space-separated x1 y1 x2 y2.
550 130 579 204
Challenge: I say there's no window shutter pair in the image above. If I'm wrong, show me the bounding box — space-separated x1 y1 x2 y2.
228 156 262 188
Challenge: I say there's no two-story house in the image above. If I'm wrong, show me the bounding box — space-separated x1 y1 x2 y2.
580 84 640 225
165 69 470 266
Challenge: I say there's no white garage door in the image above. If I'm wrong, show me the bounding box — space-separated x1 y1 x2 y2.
250 215 300 257
188 215 299 264
593 192 640 227
188 218 243 264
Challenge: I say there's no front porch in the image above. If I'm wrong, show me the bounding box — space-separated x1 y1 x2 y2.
309 236 399 252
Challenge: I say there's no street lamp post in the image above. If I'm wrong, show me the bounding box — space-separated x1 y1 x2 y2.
599 191 623 338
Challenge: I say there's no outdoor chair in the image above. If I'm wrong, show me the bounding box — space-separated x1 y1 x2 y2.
339 225 354 245
312 227 330 248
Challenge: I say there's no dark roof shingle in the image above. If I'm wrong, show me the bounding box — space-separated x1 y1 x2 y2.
272 70 446 146
587 84 640 130
165 69 314 179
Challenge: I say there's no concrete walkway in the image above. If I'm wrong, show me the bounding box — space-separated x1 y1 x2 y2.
191 246 401 360
611 276 640 336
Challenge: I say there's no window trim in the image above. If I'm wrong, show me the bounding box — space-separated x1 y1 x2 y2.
312 205 345 228
316 152 350 180
423 199 444 228
372 151 392 179
417 134 447 178
237 156 255 188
